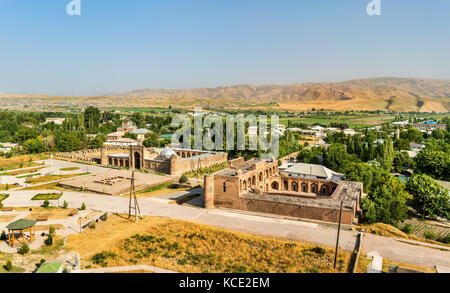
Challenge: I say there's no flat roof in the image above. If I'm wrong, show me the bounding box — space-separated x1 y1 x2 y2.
243 181 362 211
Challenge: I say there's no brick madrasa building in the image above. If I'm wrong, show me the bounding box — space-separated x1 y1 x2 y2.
55 145 228 176
204 157 365 225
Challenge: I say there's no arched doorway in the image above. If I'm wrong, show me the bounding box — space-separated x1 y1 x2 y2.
134 152 141 170
271 181 279 190
283 180 288 190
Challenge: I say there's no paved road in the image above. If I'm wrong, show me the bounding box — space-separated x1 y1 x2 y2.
3 189 450 269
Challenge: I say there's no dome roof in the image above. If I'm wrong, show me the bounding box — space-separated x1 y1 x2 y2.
160 147 176 158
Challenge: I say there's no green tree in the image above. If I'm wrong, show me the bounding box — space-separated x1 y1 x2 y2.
376 138 394 171
179 174 188 184
4 260 12 272
324 144 357 173
414 149 450 180
361 176 411 226
18 242 30 255
84 106 101 134
13 127 39 144
44 234 53 246
406 174 449 219
49 225 56 236
42 200 49 208
80 202 86 210
23 138 45 154
131 112 145 128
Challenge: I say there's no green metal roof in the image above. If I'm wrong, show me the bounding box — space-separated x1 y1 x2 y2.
36 262 63 273
6 219 36 230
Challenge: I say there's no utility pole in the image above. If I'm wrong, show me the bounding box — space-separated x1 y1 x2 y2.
334 199 344 269
128 170 142 223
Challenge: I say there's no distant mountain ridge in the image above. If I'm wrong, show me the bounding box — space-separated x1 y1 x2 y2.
118 77 450 102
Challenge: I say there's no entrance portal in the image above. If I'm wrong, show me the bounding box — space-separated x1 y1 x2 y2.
134 152 141 170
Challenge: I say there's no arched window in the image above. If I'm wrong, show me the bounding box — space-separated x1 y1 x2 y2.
292 182 298 192
243 180 247 190
252 176 256 186
321 185 327 195
223 182 227 193
283 180 288 190
259 172 263 181
311 183 318 193
302 183 308 192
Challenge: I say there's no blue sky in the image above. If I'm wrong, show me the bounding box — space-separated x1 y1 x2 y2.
0 0 449 95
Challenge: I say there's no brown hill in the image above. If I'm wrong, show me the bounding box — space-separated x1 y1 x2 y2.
116 78 450 112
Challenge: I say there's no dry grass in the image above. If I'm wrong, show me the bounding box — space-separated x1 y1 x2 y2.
22 182 64 191
67 214 352 273
0 154 48 171
0 167 45 176
357 223 450 247
35 224 64 231
0 214 18 223
112 270 154 273
0 184 22 190
22 207 79 221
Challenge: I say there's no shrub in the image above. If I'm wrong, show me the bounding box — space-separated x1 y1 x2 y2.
4 260 12 272
49 225 56 236
400 223 412 234
437 234 450 244
18 242 30 255
309 246 326 256
179 175 188 184
44 234 53 246
91 251 116 267
0 231 7 241
89 222 96 229
100 213 107 221
80 202 86 210
63 201 68 209
5 183 9 191
42 200 49 208
423 230 438 240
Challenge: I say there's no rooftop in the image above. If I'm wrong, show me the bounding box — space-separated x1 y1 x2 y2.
280 163 343 180
35 261 63 274
7 219 36 230
244 181 362 211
